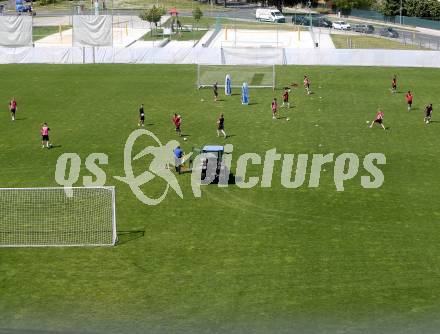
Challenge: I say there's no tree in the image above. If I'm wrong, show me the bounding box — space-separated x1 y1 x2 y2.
333 0 356 10
431 1 440 18
192 7 203 30
405 0 440 18
332 0 372 15
379 0 401 17
139 6 163 36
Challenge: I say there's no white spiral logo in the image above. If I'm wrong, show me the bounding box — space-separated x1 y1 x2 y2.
114 129 183 205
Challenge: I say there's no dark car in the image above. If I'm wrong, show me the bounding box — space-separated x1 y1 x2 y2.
296 15 332 28
291 14 307 25
353 24 375 34
299 16 312 26
318 17 333 28
379 27 399 38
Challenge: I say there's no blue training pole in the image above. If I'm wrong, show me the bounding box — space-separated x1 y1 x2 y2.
241 82 249 105
225 74 232 96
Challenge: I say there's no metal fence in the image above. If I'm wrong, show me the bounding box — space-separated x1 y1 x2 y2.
350 9 440 31
330 28 440 51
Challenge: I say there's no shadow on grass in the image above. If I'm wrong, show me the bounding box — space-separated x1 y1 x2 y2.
117 230 145 245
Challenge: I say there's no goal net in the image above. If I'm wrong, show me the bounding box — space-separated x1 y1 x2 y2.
197 64 275 90
0 187 117 247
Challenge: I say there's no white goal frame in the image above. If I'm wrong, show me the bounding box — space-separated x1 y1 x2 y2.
0 186 117 248
197 64 276 90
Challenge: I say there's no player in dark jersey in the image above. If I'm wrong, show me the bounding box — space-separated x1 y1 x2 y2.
369 109 386 130
217 113 226 138
405 91 413 112
424 103 433 124
213 82 218 102
282 88 290 108
391 75 397 94
138 104 145 127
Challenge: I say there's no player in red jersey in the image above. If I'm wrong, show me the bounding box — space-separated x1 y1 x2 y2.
172 113 182 136
271 98 278 119
424 103 433 124
303 75 311 95
281 88 290 108
41 122 51 148
9 98 17 121
405 91 413 111
369 109 386 130
391 75 397 94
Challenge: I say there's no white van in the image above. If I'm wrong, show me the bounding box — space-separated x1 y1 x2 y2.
256 8 286 23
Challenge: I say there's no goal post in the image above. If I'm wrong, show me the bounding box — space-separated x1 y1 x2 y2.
197 64 276 90
0 186 117 247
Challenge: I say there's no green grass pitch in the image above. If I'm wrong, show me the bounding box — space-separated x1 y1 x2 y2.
1 64 440 333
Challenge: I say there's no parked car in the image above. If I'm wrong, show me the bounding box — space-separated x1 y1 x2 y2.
16 0 33 12
291 14 307 25
317 17 333 28
16 4 32 12
295 16 332 28
308 17 332 28
297 16 312 26
332 20 351 30
256 8 286 23
353 24 375 34
379 27 399 38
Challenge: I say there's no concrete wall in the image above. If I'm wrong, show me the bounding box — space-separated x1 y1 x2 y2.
0 46 439 68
